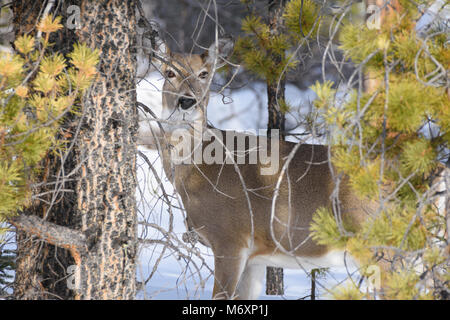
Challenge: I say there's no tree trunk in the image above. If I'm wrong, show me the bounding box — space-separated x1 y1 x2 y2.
266 266 284 296
74 0 138 299
266 0 286 139
310 268 317 300
12 0 138 300
265 0 285 296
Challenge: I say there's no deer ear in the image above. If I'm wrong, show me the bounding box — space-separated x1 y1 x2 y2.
203 36 234 69
155 39 170 60
151 39 171 71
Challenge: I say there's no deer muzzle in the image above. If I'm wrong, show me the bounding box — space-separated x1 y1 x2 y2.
178 97 197 110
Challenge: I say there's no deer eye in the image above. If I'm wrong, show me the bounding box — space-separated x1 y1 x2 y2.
166 70 176 78
198 71 209 79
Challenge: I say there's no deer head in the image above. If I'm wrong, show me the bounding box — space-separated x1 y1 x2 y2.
155 37 234 133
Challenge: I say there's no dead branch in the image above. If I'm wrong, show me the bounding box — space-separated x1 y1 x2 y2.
9 214 87 263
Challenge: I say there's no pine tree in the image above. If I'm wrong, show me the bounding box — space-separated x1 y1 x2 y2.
236 0 448 299
236 0 324 297
9 0 138 299
309 0 449 299
0 10 99 297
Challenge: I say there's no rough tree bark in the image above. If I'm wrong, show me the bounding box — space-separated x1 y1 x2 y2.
265 0 285 296
74 0 138 299
12 0 138 300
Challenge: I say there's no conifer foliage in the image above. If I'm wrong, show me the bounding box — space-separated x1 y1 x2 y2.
309 1 449 299
0 15 99 220
236 0 448 299
235 0 320 87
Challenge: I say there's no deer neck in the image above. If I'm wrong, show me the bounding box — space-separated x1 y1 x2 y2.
162 118 206 147
161 119 207 182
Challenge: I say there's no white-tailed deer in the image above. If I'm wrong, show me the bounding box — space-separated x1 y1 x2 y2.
139 37 446 299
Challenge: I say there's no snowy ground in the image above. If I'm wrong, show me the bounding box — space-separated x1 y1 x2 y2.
135 73 362 300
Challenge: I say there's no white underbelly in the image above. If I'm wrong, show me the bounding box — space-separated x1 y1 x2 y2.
249 250 356 272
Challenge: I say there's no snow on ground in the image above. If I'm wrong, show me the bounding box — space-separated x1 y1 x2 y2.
136 73 362 300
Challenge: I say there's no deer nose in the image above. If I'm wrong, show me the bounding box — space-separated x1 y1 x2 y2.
178 97 197 110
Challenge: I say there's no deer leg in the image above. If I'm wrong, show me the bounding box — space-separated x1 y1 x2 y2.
212 248 249 300
235 264 265 299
